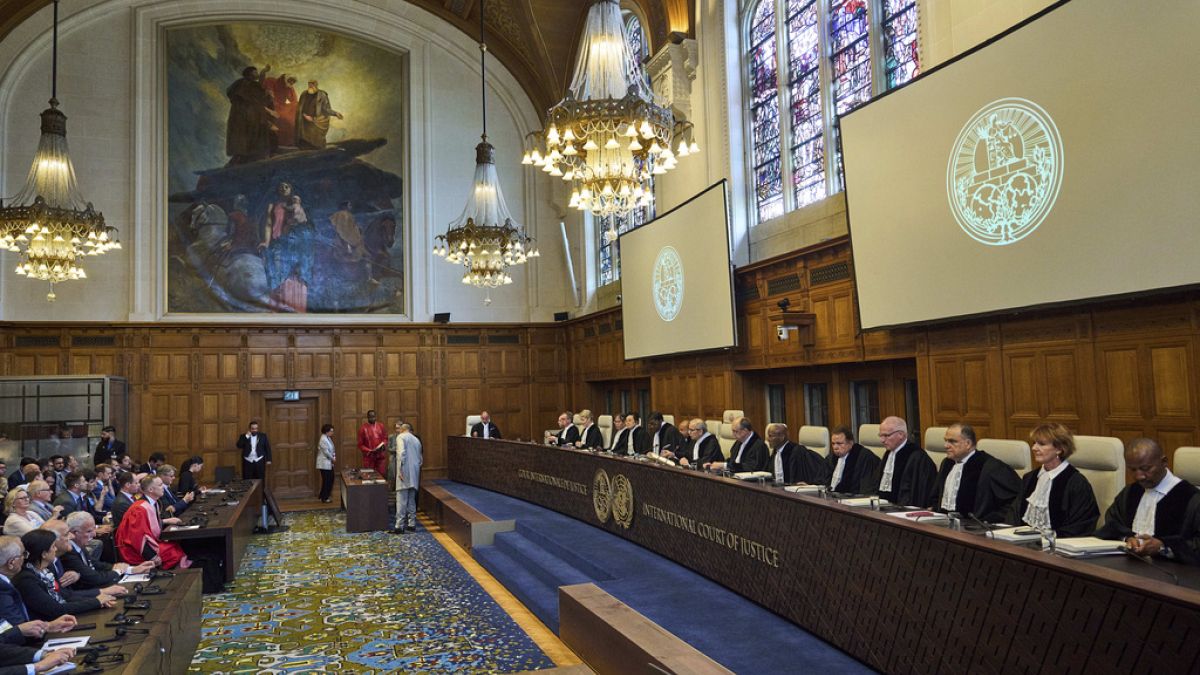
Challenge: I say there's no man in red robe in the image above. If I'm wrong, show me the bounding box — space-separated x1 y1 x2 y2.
267 74 299 148
357 410 388 477
115 476 190 570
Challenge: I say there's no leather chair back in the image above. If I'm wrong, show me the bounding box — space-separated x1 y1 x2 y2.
924 426 949 468
662 414 675 425
1072 435 1126 525
797 425 830 458
597 415 614 448
717 422 736 459
722 410 745 425
1174 447 1200 487
465 415 482 437
978 438 1032 474
858 424 887 460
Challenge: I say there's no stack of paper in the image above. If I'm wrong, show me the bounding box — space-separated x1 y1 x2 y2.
886 510 949 522
989 526 1043 542
839 497 890 508
733 471 773 481
1055 537 1124 555
784 485 823 493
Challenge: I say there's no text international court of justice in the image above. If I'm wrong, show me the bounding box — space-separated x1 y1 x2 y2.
0 0 1196 673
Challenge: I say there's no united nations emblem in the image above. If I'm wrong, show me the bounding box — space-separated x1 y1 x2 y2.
946 98 1063 246
592 469 612 523
652 246 684 322
610 474 634 529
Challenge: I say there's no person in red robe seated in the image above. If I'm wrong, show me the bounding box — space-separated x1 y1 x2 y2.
116 476 189 570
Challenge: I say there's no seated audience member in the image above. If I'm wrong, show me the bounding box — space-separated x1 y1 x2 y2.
574 411 604 450
157 464 195 515
616 413 649 456
24 483 57 524
607 414 627 453
681 419 722 468
109 471 138 531
1008 423 1100 537
61 512 154 590
51 473 91 517
13 530 116 620
548 412 580 447
2 491 43 537
138 452 166 476
646 412 684 457
0 536 78 646
39 520 126 599
933 423 1021 523
177 456 204 496
767 423 831 485
1095 438 1200 562
116 476 189 570
708 417 770 473
875 416 937 507
6 460 37 491
88 466 114 515
826 426 881 494
0 461 7 503
470 411 501 440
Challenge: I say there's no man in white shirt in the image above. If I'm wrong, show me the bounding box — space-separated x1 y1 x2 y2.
236 421 272 480
931 423 1019 523
706 417 769 473
681 419 721 467
1096 438 1200 562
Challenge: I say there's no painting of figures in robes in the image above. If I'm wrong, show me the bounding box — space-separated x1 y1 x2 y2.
166 23 406 314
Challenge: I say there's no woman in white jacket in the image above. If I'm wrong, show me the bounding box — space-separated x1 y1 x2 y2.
317 424 336 503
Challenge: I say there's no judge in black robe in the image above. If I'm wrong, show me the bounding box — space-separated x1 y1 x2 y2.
711 420 771 473
1008 464 1099 537
1095 438 1200 563
875 419 938 507
646 414 684 456
826 432 882 494
551 413 580 446
608 418 628 453
932 435 1021 523
681 422 723 467
615 415 650 456
767 424 831 485
575 414 605 450
470 413 501 440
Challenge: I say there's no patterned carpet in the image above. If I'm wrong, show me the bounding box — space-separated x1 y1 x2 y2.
189 510 556 673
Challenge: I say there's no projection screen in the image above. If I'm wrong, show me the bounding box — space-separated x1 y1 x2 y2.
621 182 735 360
841 0 1200 330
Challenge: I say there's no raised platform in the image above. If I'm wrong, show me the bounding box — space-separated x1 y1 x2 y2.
426 479 871 674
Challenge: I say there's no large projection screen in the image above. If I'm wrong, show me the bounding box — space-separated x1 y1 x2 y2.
841 0 1200 331
621 182 735 360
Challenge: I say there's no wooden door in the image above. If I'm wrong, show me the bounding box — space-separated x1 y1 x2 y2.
265 398 318 499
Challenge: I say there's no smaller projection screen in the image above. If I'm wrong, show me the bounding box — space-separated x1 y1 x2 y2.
841 0 1200 330
621 182 736 360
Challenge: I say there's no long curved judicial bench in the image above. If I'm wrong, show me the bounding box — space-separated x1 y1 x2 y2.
448 436 1200 674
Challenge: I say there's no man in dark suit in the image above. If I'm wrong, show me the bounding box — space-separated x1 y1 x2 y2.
932 423 1021 522
607 414 627 453
61 512 154 590
137 452 166 475
826 426 881 494
708 417 770 473
470 411 502 440
109 471 138 531
236 421 271 480
574 411 604 450
6 459 37 491
0 536 78 646
614 413 650 456
549 412 580 446
681 419 722 467
767 423 831 484
646 412 684 457
875 416 937 507
94 426 126 467
51 473 92 518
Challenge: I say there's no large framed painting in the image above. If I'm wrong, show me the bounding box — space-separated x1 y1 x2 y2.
166 23 406 314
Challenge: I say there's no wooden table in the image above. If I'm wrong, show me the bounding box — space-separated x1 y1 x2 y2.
162 479 263 582
51 568 203 674
449 437 1200 674
342 468 390 533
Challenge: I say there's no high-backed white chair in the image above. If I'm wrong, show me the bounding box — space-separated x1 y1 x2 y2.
797 425 830 458
1175 447 1200 487
978 438 1032 474
705 419 721 438
722 410 745 425
1072 435 1126 525
597 415 614 448
923 426 949 468
858 424 886 460
662 414 675 425
465 415 482 436
717 422 736 459
573 413 586 434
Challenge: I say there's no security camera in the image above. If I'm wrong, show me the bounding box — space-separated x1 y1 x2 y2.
777 298 791 311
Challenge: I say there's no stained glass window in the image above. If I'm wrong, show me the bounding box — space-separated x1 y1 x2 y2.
745 0 919 222
598 185 654 286
624 11 648 66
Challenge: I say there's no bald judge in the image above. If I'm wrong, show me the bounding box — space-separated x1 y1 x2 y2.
1095 438 1200 562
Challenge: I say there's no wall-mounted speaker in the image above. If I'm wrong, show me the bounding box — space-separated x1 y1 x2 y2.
433 312 450 324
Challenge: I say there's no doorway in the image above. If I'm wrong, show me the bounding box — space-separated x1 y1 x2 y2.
265 397 319 499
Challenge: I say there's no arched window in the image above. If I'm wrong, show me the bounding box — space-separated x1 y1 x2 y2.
744 0 920 224
598 7 656 286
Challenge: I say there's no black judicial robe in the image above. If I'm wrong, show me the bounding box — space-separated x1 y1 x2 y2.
932 451 1021 523
1095 480 1200 563
578 425 604 450
1008 464 1100 537
615 426 650 455
654 423 685 455
554 425 580 446
876 441 937 507
826 443 881 494
727 433 770 473
608 428 629 453
776 442 831 485
687 435 723 466
470 421 502 439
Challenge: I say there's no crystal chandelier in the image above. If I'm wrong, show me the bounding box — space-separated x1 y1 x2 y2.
433 0 538 290
0 0 119 302
522 0 698 218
